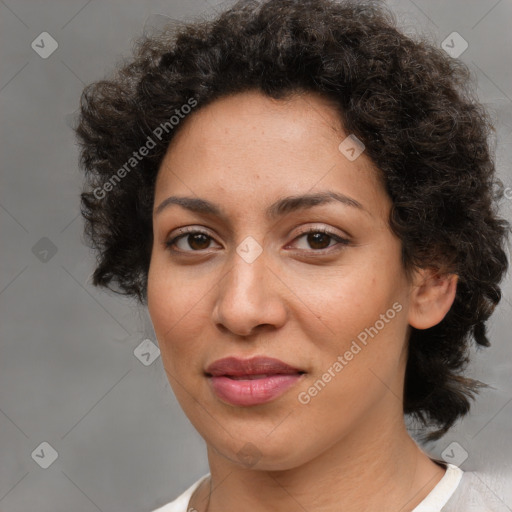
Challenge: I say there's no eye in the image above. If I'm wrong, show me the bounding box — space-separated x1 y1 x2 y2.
165 229 220 253
288 227 350 252
165 227 350 254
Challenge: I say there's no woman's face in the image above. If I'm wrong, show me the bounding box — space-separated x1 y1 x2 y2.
148 90 415 470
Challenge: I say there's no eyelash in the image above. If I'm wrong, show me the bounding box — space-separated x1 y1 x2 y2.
164 227 350 254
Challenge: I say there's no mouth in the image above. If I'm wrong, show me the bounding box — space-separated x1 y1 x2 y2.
205 356 306 406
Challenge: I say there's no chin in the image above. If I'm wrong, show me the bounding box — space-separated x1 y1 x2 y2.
208 429 318 472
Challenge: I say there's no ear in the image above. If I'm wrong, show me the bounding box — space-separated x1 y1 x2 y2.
408 269 458 330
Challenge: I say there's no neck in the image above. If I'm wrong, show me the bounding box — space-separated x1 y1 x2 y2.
191 402 445 512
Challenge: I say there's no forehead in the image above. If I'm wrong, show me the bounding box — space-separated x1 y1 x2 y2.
154 90 389 219
165 90 345 154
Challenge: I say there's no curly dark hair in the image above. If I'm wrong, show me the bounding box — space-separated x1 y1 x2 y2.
75 0 509 440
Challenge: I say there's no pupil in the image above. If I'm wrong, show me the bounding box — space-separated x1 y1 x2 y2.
308 233 329 249
189 234 210 250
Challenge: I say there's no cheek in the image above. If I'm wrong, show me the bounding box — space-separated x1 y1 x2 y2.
147 257 207 364
295 305 408 440
295 256 404 342
294 244 409 386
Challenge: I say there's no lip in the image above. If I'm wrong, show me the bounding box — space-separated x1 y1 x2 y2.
205 356 305 406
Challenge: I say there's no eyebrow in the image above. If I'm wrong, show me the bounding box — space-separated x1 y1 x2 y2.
154 190 366 221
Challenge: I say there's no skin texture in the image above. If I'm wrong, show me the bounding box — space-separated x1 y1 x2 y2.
147 90 457 512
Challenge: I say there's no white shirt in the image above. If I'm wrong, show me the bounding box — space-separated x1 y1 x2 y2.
151 463 511 511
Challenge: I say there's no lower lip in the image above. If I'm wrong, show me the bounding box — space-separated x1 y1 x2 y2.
209 374 303 406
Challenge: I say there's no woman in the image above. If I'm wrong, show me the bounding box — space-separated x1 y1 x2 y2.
75 0 510 510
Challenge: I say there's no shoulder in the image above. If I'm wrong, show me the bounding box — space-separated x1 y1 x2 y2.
442 468 511 511
151 474 210 512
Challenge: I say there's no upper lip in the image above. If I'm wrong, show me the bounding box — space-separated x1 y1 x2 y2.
205 356 304 377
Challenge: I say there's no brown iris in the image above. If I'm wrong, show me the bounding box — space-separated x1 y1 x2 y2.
187 233 211 250
307 232 331 250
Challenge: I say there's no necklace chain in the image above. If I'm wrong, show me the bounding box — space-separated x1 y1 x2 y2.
204 478 212 512
193 476 211 512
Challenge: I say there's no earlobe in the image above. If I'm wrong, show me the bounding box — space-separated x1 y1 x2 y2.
408 269 458 330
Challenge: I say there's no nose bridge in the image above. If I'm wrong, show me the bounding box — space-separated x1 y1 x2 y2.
222 242 269 309
213 241 286 335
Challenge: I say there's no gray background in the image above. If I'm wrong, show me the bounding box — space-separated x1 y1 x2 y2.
1 0 511 510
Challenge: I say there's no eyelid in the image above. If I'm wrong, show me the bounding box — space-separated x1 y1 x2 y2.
164 226 220 250
292 224 350 240
286 225 351 251
165 224 351 254
171 226 212 238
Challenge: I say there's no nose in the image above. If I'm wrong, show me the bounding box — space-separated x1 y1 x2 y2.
212 247 288 338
